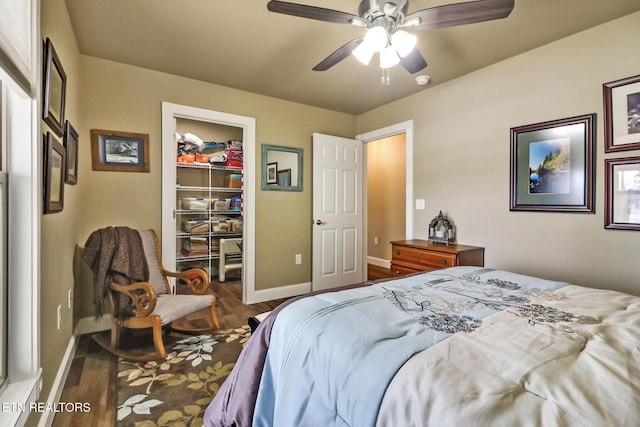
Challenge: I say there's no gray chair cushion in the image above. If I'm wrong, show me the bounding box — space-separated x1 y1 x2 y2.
153 294 213 325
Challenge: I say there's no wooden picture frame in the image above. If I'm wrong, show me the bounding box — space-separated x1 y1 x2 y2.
603 74 640 152
605 156 640 231
90 129 150 172
63 121 79 184
43 38 66 137
510 113 595 213
44 132 66 214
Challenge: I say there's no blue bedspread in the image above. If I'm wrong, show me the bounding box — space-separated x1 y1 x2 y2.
252 267 568 427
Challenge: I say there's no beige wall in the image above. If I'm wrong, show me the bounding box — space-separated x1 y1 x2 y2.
367 134 406 260
75 56 355 299
357 12 640 295
36 0 83 423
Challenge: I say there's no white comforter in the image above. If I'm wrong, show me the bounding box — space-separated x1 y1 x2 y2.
378 281 640 427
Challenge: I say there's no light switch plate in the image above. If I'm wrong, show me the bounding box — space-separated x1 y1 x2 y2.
416 199 425 210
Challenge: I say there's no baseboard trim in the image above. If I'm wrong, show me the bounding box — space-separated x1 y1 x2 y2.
367 256 390 269
75 315 111 336
244 281 311 305
37 337 77 427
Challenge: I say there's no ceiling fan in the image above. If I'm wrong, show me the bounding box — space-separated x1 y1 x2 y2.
267 0 515 76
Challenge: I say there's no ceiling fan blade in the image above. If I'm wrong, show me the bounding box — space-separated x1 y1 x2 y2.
400 48 428 74
313 36 364 71
406 0 514 30
267 0 359 25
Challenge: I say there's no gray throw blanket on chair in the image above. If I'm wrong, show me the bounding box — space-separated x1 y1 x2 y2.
83 226 149 320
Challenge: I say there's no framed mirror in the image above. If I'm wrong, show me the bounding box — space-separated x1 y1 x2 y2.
261 144 303 191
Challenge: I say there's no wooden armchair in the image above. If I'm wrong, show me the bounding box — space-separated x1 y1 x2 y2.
92 229 220 361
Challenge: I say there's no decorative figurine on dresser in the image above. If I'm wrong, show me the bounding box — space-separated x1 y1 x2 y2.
391 210 484 277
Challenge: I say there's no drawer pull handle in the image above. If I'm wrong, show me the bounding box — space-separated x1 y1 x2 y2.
441 259 447 265
395 270 401 275
418 253 422 257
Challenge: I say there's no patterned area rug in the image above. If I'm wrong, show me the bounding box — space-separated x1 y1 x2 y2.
116 326 251 427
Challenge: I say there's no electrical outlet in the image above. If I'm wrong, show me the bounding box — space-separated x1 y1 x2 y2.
295 254 302 265
57 305 62 330
374 237 379 245
68 289 73 309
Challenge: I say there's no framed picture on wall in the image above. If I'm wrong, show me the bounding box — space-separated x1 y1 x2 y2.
603 74 640 152
43 38 67 137
90 129 150 172
44 132 66 214
64 121 79 184
510 113 595 213
605 156 640 231
266 162 278 185
277 168 291 186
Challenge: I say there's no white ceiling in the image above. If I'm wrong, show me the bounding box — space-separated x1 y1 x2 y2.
64 0 640 115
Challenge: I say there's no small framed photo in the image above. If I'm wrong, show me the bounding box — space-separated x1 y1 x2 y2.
44 132 66 214
510 113 595 213
605 156 640 230
90 129 149 172
266 162 278 185
277 168 292 186
43 38 67 137
63 121 79 184
603 74 640 152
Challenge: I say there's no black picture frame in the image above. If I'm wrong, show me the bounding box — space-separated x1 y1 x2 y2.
510 113 595 213
44 132 66 214
603 74 640 153
90 129 150 172
605 156 640 231
43 38 66 137
63 121 78 184
266 162 278 185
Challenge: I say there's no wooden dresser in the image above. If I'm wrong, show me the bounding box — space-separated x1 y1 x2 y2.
390 239 484 277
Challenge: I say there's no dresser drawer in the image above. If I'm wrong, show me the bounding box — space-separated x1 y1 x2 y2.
390 263 420 276
393 246 456 269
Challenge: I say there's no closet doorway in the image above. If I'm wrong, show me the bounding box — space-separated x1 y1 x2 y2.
161 102 257 304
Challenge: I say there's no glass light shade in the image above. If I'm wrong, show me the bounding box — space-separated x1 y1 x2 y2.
364 26 388 52
379 46 400 69
352 42 374 65
391 30 416 57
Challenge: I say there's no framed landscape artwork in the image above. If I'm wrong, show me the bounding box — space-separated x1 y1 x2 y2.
90 129 150 172
510 114 595 213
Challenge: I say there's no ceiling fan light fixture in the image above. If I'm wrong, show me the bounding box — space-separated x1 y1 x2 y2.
379 46 400 69
352 42 374 65
391 30 416 57
364 26 388 52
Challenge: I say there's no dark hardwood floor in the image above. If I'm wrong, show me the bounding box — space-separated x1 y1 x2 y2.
51 265 391 426
51 277 286 427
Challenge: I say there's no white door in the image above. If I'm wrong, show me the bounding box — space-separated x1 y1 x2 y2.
312 133 364 291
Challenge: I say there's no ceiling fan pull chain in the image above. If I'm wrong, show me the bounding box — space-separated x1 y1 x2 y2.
381 68 391 86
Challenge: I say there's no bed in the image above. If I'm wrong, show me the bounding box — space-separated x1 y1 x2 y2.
204 266 640 427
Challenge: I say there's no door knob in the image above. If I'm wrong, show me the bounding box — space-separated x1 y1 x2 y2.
315 219 328 225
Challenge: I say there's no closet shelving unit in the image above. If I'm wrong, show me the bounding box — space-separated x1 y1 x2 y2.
174 161 243 268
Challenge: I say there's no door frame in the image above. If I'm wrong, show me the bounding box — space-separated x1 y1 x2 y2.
161 102 257 304
357 120 414 272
